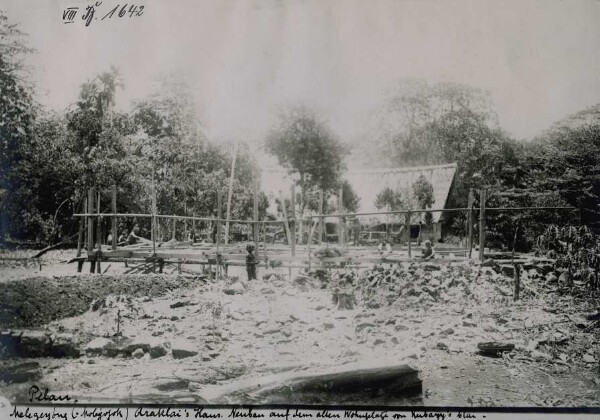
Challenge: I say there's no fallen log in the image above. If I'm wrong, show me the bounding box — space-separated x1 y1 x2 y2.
200 361 422 404
31 233 78 259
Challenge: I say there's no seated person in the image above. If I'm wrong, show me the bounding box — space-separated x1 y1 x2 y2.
377 240 393 256
421 240 435 259
126 224 146 245
117 230 128 246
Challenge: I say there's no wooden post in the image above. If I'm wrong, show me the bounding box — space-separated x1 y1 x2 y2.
182 203 187 240
111 185 117 250
96 190 102 274
479 189 486 261
514 264 520 301
318 189 324 244
87 189 94 253
216 190 222 251
151 175 157 272
338 187 343 247
172 218 176 241
76 198 86 273
290 184 296 257
253 179 259 259
406 211 412 258
467 188 474 259
87 189 95 273
280 191 292 246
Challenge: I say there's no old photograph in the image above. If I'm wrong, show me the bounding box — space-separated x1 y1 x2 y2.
0 0 599 412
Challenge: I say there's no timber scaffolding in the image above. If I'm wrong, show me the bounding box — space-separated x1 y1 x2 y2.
72 185 580 275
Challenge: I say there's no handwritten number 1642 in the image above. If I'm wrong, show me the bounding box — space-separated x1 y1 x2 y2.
102 4 144 20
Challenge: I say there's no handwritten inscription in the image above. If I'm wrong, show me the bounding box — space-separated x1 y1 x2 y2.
62 2 144 27
8 406 487 420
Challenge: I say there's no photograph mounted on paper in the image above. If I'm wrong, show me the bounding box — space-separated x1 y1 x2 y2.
0 0 599 409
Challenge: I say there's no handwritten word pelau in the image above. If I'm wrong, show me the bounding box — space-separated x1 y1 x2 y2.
62 2 144 27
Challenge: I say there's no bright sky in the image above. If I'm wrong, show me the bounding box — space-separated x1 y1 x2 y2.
5 0 600 144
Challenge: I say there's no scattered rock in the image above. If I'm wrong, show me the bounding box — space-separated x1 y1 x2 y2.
171 340 198 359
170 301 191 309
323 323 335 330
440 328 455 335
223 282 245 295
85 337 119 357
132 348 145 359
149 339 170 359
356 322 376 332
395 324 409 331
583 354 596 364
436 342 448 351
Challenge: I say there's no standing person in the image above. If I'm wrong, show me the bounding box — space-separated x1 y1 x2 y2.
245 243 258 281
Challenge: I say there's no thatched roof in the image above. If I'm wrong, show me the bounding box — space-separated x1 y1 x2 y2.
344 163 457 223
260 162 457 224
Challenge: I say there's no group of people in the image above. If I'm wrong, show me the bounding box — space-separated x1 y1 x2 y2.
377 239 435 259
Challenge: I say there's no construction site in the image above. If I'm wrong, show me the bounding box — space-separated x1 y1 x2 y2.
0 161 599 407
0 0 599 413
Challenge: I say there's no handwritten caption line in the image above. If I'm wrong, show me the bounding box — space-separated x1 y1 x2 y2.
9 405 483 420
62 2 145 27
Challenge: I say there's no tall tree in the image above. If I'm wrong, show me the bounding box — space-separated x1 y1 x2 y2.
0 10 36 241
266 105 348 242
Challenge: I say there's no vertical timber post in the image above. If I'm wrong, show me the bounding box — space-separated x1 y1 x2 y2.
172 218 176 241
216 190 223 279
151 174 157 272
96 190 102 274
290 184 296 256
338 187 343 247
111 185 117 250
406 211 412 258
479 189 486 262
76 198 86 273
217 189 222 247
253 179 259 259
318 189 324 244
467 188 474 258
87 188 95 273
290 185 296 281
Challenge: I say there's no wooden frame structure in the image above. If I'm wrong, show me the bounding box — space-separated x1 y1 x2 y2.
73 185 577 276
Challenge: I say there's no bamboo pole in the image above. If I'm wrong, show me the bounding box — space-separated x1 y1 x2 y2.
467 188 474 259
76 198 86 273
279 191 292 246
479 189 486 261
338 187 343 247
151 174 157 271
406 211 412 258
253 179 259 259
111 185 117 251
290 184 296 257
224 142 238 245
318 189 324 244
96 190 102 274
216 190 222 252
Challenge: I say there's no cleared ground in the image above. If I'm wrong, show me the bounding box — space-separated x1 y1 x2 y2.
0 249 598 406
